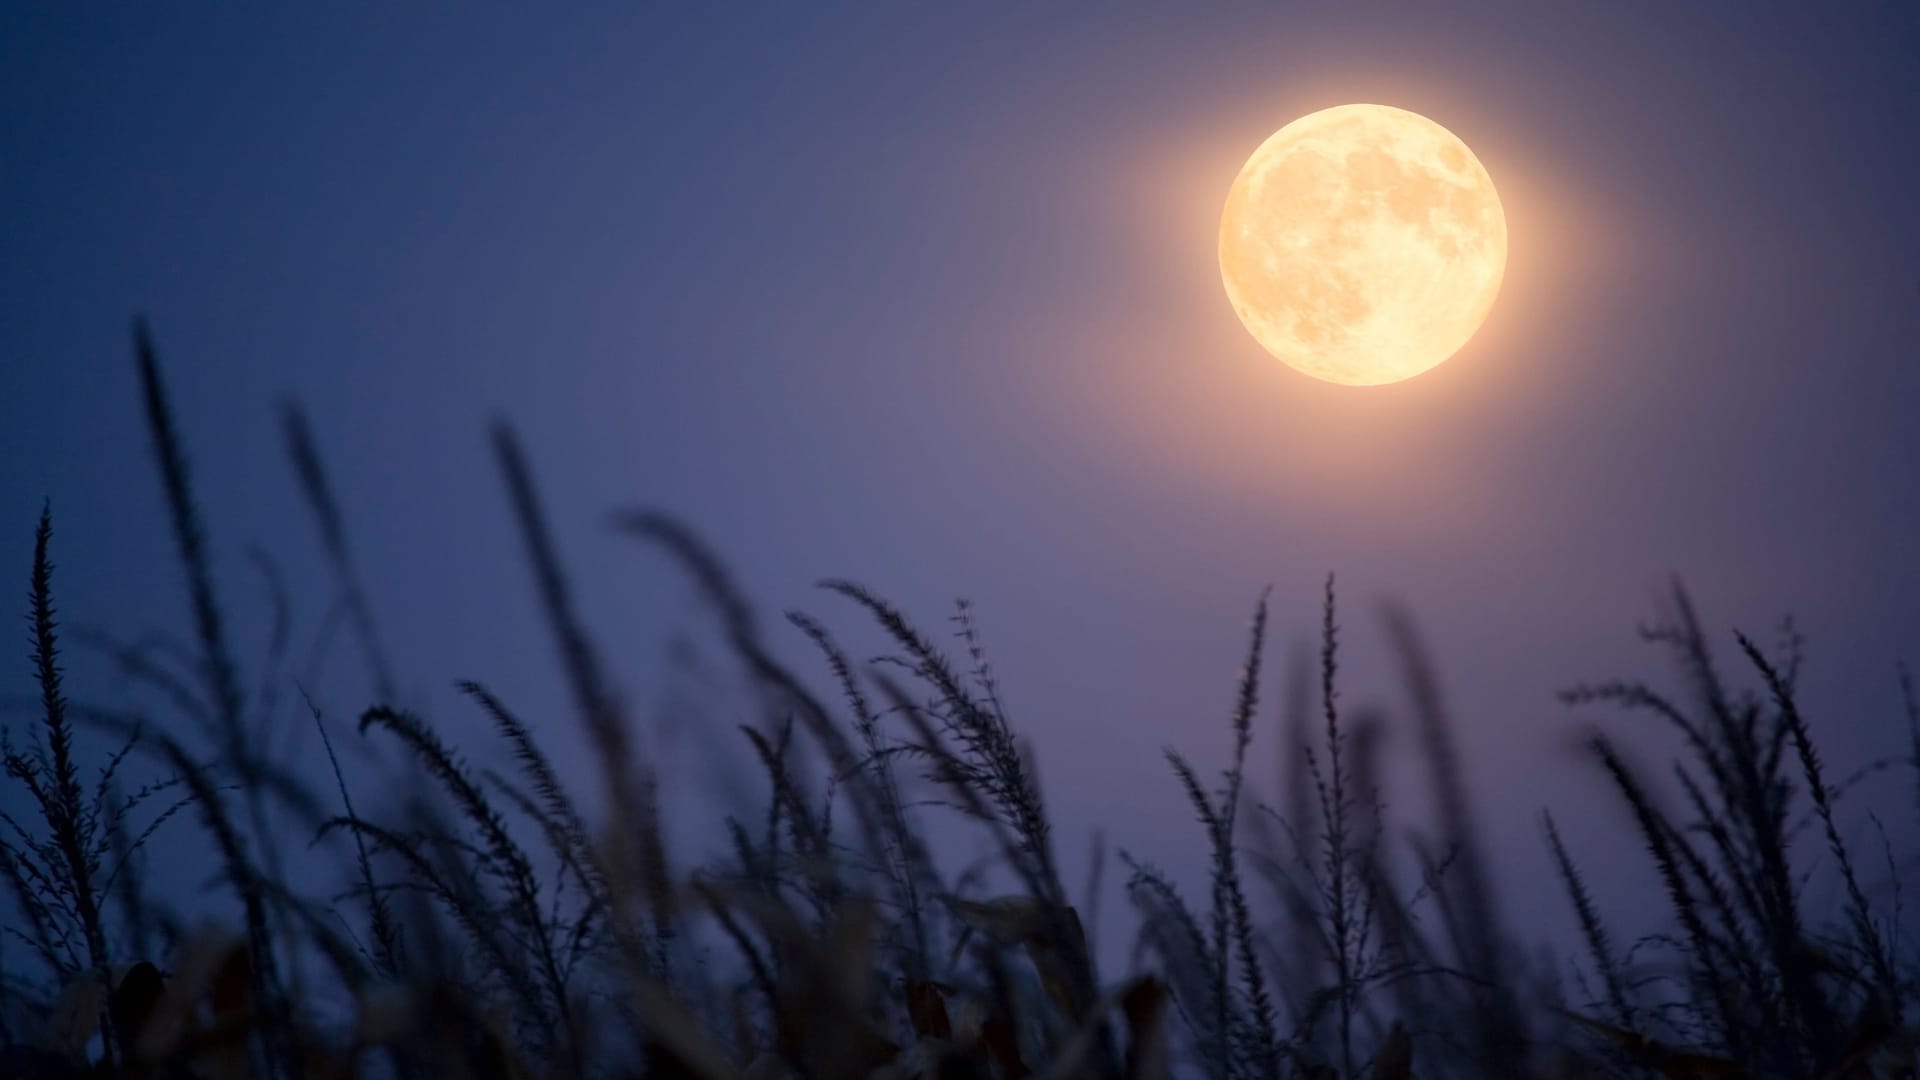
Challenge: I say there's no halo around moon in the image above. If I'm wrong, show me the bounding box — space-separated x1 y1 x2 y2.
1218 103 1507 386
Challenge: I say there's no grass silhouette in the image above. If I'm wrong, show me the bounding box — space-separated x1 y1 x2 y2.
1 324 1916 1078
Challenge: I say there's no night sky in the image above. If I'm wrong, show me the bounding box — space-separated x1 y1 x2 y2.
5 5 1920 960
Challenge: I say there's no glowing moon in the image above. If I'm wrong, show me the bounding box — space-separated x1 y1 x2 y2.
1219 104 1507 386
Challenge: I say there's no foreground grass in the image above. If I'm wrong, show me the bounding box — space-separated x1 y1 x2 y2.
1 324 1915 1079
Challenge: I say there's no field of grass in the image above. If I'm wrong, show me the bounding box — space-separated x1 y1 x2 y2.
2 324 1915 1078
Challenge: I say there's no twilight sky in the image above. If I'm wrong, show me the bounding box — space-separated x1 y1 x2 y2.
5 5 1920 959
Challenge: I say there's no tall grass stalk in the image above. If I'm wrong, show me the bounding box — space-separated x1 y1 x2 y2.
4 325 1917 1079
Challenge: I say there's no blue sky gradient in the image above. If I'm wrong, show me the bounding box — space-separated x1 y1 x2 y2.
5 4 1920 963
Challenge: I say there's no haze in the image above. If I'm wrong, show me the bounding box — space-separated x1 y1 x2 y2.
4 5 1919 977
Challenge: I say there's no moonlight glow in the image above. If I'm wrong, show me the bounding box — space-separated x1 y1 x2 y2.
1219 104 1507 386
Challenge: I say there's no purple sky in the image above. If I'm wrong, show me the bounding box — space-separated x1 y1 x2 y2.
5 5 1920 967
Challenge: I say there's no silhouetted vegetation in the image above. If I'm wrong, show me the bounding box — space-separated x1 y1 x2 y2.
2 325 1915 1078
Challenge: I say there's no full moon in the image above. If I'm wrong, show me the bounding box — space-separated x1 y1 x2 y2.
1219 104 1507 386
